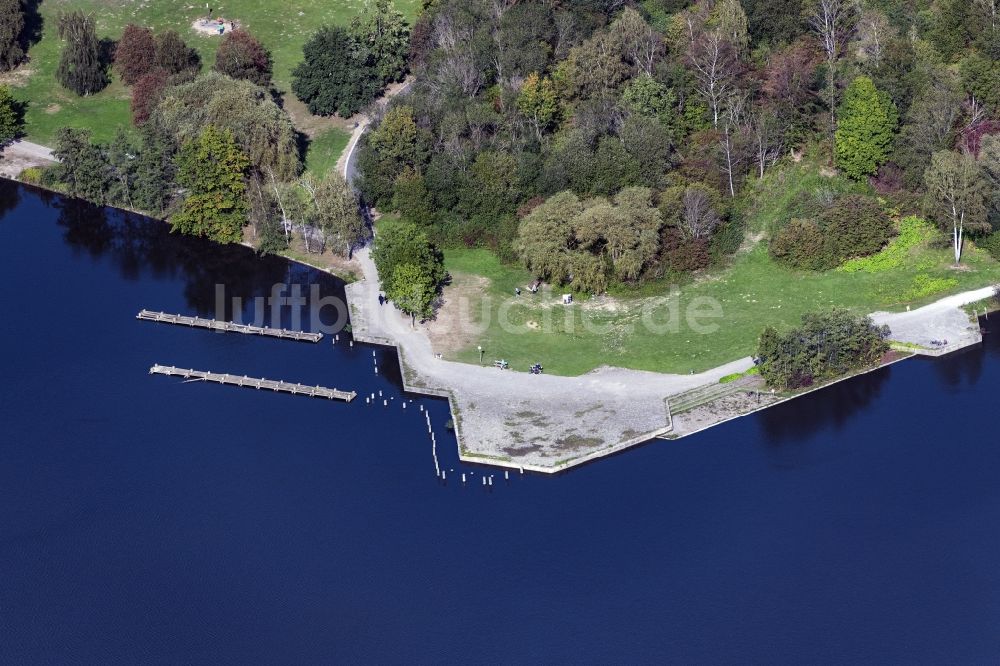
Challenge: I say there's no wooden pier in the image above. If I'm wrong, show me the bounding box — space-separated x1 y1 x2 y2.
137 310 323 342
149 365 356 402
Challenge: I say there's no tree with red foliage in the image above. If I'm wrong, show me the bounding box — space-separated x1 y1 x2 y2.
130 68 168 125
213 30 272 87
115 24 157 85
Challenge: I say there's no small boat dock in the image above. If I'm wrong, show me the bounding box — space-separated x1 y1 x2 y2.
149 365 356 402
137 310 323 342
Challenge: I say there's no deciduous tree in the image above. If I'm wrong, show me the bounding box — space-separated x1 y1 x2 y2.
213 29 272 87
923 150 988 263
171 126 251 243
0 0 25 71
350 0 410 84
52 127 110 202
56 11 108 96
114 24 156 85
0 84 21 145
292 25 380 117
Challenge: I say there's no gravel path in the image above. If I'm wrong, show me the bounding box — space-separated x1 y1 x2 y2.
0 140 56 178
872 286 994 356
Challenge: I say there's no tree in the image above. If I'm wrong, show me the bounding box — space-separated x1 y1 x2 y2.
710 0 750 58
350 0 410 84
894 70 963 188
130 67 169 126
981 135 1000 225
56 11 108 96
806 0 858 131
688 28 738 127
357 105 428 206
292 25 381 117
388 262 436 325
171 126 251 243
515 190 582 285
0 84 21 145
835 76 898 180
154 72 300 181
51 127 110 202
155 30 200 76
743 0 805 47
132 125 174 214
756 309 889 389
213 29 273 87
372 217 444 316
923 150 988 264
517 73 559 141
0 0 25 70
300 171 367 256
114 24 156 85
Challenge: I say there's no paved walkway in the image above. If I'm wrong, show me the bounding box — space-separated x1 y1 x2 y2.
872 286 994 356
0 140 56 179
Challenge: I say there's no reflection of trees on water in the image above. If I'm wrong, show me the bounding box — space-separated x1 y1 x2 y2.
932 349 984 389
0 180 22 222
43 185 345 324
757 366 892 445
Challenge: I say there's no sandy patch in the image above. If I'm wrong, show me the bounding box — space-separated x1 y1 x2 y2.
425 273 490 355
44 104 61 114
0 65 33 88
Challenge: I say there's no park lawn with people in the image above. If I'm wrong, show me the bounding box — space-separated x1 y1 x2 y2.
7 0 418 153
438 158 1000 377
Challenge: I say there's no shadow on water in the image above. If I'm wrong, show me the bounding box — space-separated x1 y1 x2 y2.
756 365 893 445
47 186 348 328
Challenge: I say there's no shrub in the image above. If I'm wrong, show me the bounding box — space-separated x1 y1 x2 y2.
18 166 43 184
661 228 711 273
820 194 895 261
769 218 830 270
980 231 1000 261
756 309 890 390
839 216 934 273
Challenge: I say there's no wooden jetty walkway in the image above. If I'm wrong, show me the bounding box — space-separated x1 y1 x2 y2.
137 310 323 342
149 365 356 402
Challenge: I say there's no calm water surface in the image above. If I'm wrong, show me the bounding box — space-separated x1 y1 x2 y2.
2 181 999 663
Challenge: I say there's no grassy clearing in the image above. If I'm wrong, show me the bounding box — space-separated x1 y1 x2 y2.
440 172 1000 376
304 126 350 177
8 0 419 146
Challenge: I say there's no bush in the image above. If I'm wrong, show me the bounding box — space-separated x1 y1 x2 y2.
821 194 895 261
756 309 891 390
18 166 43 184
980 231 1000 261
769 218 830 270
770 195 894 270
839 216 934 273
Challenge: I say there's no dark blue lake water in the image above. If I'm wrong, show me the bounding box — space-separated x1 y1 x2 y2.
2 181 999 663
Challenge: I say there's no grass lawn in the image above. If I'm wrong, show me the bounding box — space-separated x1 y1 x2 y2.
304 126 350 178
438 157 1000 376
7 0 419 147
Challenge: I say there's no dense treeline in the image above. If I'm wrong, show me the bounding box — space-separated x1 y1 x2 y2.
356 0 1000 293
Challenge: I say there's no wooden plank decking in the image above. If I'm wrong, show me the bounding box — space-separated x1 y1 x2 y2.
149 365 356 402
137 310 323 342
